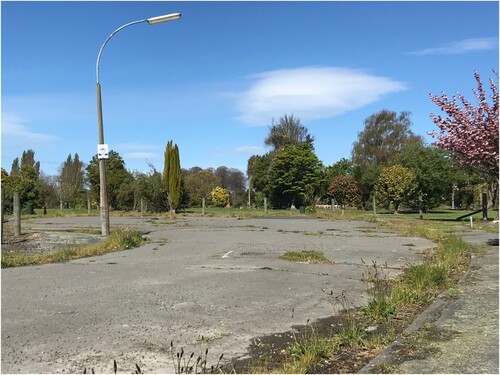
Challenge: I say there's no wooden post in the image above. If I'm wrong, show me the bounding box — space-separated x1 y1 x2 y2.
13 192 20 236
332 198 335 211
419 193 423 220
372 195 376 217
482 192 488 221
202 197 205 215
140 199 145 215
264 197 268 215
87 194 91 215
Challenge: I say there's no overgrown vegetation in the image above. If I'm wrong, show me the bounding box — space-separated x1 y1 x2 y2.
1 229 145 268
279 250 331 264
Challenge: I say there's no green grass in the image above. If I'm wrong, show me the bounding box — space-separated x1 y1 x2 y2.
1 229 146 268
279 250 331 264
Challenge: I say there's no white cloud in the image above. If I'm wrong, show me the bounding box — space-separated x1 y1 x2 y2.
408 37 498 56
235 146 266 155
1 113 58 145
235 66 406 126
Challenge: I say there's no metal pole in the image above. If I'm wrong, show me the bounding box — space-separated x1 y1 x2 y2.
96 83 110 236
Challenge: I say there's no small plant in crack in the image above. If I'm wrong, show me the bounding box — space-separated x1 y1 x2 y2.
170 341 225 374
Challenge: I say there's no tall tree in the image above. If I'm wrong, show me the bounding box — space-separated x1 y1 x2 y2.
268 143 323 208
352 110 423 207
393 143 454 210
429 70 498 207
265 114 314 151
59 153 85 208
162 140 182 213
86 150 134 210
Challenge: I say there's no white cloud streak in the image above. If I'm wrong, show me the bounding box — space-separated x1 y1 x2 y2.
1 113 58 146
408 37 498 56
235 66 406 126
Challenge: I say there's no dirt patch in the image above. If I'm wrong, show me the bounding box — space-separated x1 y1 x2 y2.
1 230 103 258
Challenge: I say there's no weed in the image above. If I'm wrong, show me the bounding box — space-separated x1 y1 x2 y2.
279 250 331 264
170 341 225 374
361 259 396 323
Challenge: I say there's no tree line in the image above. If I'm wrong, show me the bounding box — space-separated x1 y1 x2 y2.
2 71 497 215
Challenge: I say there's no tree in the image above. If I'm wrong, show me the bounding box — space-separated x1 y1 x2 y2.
86 150 134 210
58 153 85 209
352 110 423 207
211 186 229 207
393 143 454 210
134 165 167 213
429 70 499 207
3 150 42 211
265 114 314 151
184 169 221 207
268 143 323 208
162 140 182 213
329 176 359 208
375 165 416 213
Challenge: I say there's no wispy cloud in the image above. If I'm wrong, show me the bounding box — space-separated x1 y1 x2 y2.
1 113 58 146
408 37 498 56
235 66 406 126
235 146 266 155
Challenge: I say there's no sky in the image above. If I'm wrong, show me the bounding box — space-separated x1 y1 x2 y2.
1 0 499 177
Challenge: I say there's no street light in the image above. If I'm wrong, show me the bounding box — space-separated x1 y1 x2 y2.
96 13 181 236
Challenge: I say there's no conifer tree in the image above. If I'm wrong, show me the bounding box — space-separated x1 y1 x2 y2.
162 140 182 213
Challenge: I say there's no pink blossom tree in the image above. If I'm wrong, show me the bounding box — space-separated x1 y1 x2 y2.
429 70 498 207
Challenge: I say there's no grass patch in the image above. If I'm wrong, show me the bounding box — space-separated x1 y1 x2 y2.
279 250 331 264
1 229 146 268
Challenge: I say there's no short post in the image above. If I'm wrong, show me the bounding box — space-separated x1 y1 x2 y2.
202 197 205 215
264 197 268 215
372 195 376 217
140 199 145 216
87 194 92 215
470 216 474 228
419 193 423 220
482 192 488 221
13 192 20 236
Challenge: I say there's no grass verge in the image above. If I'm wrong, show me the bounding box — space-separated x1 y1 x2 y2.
1 229 146 268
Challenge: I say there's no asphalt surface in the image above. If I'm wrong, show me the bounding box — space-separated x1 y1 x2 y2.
360 229 499 374
1 216 435 374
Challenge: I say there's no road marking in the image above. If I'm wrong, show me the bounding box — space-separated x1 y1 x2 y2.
222 251 233 258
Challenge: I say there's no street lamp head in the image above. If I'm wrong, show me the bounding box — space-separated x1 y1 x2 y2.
147 13 181 25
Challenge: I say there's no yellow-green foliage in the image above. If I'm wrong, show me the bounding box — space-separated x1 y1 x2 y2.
376 164 416 212
210 186 229 207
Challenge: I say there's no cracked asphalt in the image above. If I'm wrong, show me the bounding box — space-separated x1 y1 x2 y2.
1 216 435 373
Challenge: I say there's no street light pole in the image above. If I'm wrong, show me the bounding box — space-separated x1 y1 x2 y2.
95 13 181 236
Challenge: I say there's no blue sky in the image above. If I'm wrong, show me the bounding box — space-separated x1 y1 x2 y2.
2 0 499 177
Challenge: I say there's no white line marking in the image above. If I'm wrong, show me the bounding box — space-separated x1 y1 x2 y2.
222 251 233 258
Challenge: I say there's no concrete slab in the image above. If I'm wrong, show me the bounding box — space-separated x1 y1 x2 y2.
1 216 435 373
